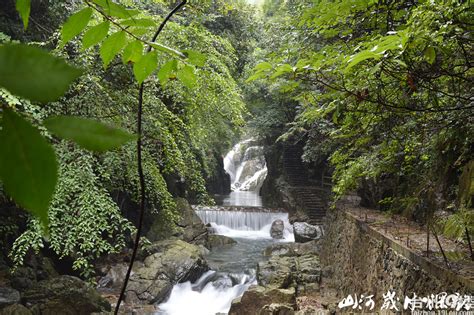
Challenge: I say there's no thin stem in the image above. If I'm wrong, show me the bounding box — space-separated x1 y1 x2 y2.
465 227 473 261
430 224 449 269
114 1 187 313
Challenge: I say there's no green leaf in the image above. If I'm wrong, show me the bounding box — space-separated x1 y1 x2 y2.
177 65 197 89
15 0 31 29
149 42 186 59
270 64 294 79
133 51 157 84
183 49 207 67
0 44 83 103
0 108 57 227
246 71 266 83
424 46 436 65
92 0 140 19
158 59 178 85
120 18 156 28
100 31 127 68
61 7 93 45
44 116 136 152
254 62 273 71
82 21 110 50
345 50 379 71
122 40 143 64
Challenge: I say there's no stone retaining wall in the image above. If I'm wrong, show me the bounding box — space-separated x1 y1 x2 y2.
320 207 473 306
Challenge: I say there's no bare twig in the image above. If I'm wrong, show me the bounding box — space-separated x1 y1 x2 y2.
114 1 187 313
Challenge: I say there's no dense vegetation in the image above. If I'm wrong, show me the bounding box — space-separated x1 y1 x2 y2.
0 0 256 280
248 0 472 240
0 0 472 306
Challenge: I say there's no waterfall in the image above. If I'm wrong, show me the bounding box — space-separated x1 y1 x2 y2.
195 208 294 241
158 148 292 315
196 209 286 230
223 139 268 192
158 207 294 314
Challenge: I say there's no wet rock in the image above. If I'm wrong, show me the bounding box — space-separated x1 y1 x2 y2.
295 255 321 294
234 157 266 190
9 268 35 292
263 241 320 257
257 256 294 289
258 253 321 294
22 275 110 315
0 288 20 307
207 235 236 249
229 286 296 315
9 256 58 292
293 222 323 243
97 262 128 289
125 240 209 305
244 146 265 161
206 153 231 195
0 304 32 315
260 303 295 315
270 220 285 239
264 243 293 256
148 198 208 247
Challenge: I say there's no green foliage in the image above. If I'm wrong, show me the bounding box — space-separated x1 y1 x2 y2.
60 7 93 45
15 0 30 29
100 31 127 68
133 51 158 84
44 116 136 152
10 144 135 278
0 109 57 227
0 44 82 103
1 0 253 278
82 21 110 50
250 0 473 222
176 64 197 89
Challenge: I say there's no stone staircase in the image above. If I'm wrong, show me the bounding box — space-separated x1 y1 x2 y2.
282 144 331 225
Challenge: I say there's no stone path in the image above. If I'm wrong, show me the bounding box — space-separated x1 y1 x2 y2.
282 144 331 225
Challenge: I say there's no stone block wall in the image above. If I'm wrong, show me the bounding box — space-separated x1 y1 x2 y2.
320 207 473 306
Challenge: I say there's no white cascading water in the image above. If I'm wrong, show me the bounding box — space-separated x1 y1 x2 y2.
157 140 293 315
223 139 268 192
195 209 294 241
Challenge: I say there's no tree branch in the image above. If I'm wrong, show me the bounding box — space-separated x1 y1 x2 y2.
114 1 187 313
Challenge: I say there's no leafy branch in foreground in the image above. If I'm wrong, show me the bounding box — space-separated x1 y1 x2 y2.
0 42 135 226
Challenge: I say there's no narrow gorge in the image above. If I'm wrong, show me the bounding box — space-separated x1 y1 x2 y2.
0 1 472 314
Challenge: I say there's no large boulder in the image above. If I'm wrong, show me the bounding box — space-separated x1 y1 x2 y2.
229 286 296 315
21 275 110 315
207 235 236 249
0 304 32 315
260 303 295 315
263 241 320 257
147 198 208 247
293 222 323 243
270 220 285 239
257 256 294 289
125 240 209 305
257 253 322 295
97 262 128 289
0 288 20 307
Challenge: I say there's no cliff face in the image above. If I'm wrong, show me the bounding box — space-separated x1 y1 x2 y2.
260 142 286 208
206 153 231 196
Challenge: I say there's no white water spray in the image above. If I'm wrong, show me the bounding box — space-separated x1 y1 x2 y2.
223 139 268 192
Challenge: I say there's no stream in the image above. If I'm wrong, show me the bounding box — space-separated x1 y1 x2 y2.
157 140 294 315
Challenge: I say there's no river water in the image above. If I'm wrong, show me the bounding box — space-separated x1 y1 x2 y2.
157 202 293 315
157 140 293 315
